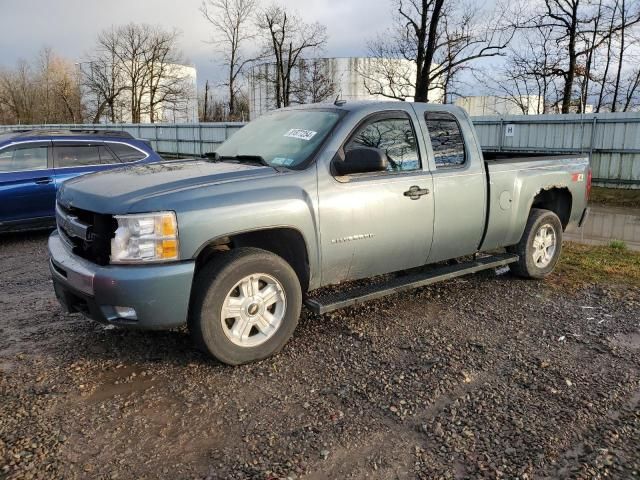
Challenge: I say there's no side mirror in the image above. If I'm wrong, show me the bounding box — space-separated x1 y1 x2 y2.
334 146 388 175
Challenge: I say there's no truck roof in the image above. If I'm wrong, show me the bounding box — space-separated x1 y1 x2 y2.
282 99 465 115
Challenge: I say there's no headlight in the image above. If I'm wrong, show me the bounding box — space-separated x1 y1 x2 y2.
110 211 179 264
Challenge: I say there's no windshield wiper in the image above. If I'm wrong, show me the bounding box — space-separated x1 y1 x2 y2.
205 152 271 167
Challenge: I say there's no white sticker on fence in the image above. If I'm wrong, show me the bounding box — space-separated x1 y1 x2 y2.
284 129 317 141
505 124 515 137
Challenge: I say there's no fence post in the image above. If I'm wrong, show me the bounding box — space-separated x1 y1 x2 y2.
498 118 504 152
175 124 180 157
589 117 597 157
154 124 159 152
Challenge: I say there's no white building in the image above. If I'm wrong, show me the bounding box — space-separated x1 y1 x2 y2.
248 57 443 119
455 95 596 116
455 95 544 116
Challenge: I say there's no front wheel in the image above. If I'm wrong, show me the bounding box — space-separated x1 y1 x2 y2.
508 208 563 279
189 248 302 365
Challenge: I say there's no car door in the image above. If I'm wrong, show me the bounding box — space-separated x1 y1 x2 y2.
52 142 123 187
317 111 435 283
0 141 56 225
419 110 487 263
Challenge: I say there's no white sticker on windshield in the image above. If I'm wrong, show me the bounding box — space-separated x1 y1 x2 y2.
284 129 317 141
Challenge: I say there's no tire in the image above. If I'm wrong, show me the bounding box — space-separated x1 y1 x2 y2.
508 208 563 279
189 247 302 365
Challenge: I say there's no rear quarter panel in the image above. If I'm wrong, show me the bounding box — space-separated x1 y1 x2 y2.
482 156 590 250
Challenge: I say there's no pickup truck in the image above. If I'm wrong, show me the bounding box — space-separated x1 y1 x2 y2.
48 101 590 365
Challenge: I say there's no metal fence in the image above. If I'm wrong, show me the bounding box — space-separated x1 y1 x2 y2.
2 112 640 187
0 122 246 157
472 112 640 188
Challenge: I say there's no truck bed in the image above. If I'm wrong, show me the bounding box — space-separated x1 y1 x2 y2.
483 151 588 172
483 150 586 163
479 150 590 252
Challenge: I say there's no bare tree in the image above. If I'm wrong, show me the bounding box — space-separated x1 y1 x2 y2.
201 0 257 118
145 27 191 123
113 24 155 123
0 49 82 124
537 0 640 113
44 54 83 122
357 56 417 101
81 24 191 123
477 23 564 114
362 0 518 103
81 29 130 123
294 58 336 104
257 5 327 108
0 61 37 124
199 82 249 121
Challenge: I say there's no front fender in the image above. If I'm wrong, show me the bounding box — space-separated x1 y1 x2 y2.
176 183 320 289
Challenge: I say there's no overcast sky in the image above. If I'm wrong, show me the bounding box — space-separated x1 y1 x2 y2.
0 0 395 88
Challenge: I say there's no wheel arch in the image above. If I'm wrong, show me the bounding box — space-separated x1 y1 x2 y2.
529 186 572 230
193 227 311 293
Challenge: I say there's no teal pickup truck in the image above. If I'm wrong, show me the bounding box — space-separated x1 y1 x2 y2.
49 101 590 364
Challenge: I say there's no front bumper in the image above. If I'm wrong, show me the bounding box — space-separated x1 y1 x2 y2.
48 231 195 329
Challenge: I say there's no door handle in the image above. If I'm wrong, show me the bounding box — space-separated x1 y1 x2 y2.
34 177 53 185
403 185 430 200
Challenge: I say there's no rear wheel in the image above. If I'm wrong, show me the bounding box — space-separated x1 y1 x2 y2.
189 248 302 365
508 208 563 279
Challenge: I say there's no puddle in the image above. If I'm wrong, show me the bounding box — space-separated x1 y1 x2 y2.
82 366 160 404
565 206 640 251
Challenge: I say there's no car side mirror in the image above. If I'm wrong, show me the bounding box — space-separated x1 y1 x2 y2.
334 147 388 175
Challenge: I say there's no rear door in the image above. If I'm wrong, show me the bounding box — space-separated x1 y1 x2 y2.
0 141 55 225
52 142 123 186
419 110 487 262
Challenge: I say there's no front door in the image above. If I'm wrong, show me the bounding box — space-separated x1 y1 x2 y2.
318 112 434 284
0 142 55 226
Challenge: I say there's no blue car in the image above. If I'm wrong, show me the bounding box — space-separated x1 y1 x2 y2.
0 129 163 232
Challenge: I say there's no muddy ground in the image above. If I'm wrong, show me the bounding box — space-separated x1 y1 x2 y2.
1 230 639 479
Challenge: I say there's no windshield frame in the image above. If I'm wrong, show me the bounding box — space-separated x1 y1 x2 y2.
217 107 347 171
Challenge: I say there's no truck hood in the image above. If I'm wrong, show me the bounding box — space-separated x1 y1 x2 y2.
58 160 278 214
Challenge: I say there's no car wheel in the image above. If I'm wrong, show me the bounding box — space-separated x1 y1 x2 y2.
508 208 563 279
189 247 302 365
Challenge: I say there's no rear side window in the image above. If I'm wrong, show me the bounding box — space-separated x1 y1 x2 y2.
54 145 101 168
98 145 120 164
0 145 48 172
347 117 420 172
424 112 466 168
108 143 147 162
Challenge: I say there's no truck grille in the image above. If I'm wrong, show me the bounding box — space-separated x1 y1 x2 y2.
55 203 115 265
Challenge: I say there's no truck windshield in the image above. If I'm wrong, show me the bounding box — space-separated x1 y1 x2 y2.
215 110 341 169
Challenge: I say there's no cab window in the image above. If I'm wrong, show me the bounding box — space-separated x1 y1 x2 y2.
0 145 48 172
424 112 466 168
346 116 420 172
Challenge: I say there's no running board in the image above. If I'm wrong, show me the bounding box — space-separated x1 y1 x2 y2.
304 253 518 315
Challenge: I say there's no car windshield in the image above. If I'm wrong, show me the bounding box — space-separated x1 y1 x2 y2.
215 109 342 169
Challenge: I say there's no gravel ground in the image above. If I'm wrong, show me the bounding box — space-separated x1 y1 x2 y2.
1 231 639 480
